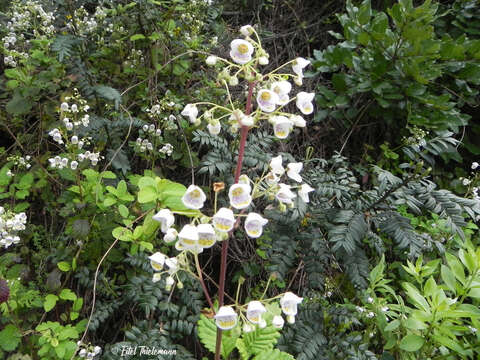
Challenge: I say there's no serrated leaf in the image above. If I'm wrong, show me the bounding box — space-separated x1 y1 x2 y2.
197 315 238 359
253 349 295 360
0 324 21 351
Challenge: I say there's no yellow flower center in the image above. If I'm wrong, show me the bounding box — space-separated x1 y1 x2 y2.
237 43 249 54
261 92 271 101
232 188 244 197
151 261 162 271
191 189 201 198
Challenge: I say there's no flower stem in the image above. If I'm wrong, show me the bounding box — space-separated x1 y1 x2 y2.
194 253 215 312
214 81 255 360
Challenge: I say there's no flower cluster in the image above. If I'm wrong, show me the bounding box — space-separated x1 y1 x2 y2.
0 207 27 249
77 341 102 359
6 155 31 170
2 0 55 67
66 6 108 37
181 25 314 138
214 292 303 331
47 90 102 170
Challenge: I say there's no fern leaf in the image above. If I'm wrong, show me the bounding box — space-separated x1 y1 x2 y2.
197 315 238 359
253 349 295 360
241 325 281 356
51 34 80 61
328 210 368 255
93 85 122 110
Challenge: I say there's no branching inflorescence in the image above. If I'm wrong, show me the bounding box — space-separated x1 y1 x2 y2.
146 24 316 358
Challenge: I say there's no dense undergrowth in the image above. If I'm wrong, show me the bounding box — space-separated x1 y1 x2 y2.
0 0 480 359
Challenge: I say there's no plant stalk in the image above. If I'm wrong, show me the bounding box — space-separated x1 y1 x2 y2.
214 81 255 360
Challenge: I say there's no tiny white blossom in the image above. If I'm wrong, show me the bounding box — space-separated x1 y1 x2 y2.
240 25 254 37
292 57 310 78
229 183 252 209
472 162 479 170
298 184 315 203
163 228 178 243
271 81 292 106
270 155 285 175
197 223 216 248
148 252 166 271
215 306 238 330
207 121 221 135
213 207 235 232
280 292 303 317
60 102 69 111
296 92 315 115
181 104 199 124
178 224 199 249
276 184 296 204
230 39 254 65
257 89 278 113
272 116 294 139
206 55 217 66
152 209 175 233
258 56 269 65
70 161 78 170
286 162 303 183
182 185 207 210
246 301 267 324
291 115 306 127
244 212 268 238
272 315 285 329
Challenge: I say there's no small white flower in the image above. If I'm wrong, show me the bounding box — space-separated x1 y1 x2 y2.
166 276 175 287
152 273 162 282
165 257 178 274
230 39 254 65
244 212 268 238
462 178 471 186
296 92 315 115
298 184 315 203
182 185 207 210
367 312 375 318
229 183 252 209
246 300 267 324
243 323 255 333
259 318 267 328
258 56 269 65
286 162 303 183
292 57 310 78
381 306 389 312
367 297 373 303
272 315 285 329
229 76 239 86
181 104 199 123
215 306 238 330
240 115 254 127
178 224 199 249
79 349 87 357
94 346 102 355
207 121 221 135
276 184 296 204
71 104 78 113
257 89 278 113
152 209 175 233
272 116 294 139
271 81 292 106
163 228 178 243
291 115 306 127
70 161 78 170
148 252 166 271
270 155 285 175
286 315 296 324
472 162 479 170
238 174 251 186
265 172 280 185
213 208 235 232
280 292 303 316
240 25 254 37
206 55 217 66
197 223 216 248
71 135 78 144
60 102 69 111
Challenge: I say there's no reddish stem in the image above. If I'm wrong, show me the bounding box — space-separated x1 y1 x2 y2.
214 81 255 360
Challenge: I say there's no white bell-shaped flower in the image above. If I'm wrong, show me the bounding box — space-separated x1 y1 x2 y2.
298 184 315 203
272 116 294 139
240 115 254 127
240 25 254 37
238 174 251 186
269 155 285 175
243 323 255 333
182 185 207 210
213 208 235 232
256 89 279 113
206 55 217 66
208 121 221 135
292 57 310 78
215 306 238 330
291 114 306 127
295 92 315 115
165 257 178 274
152 273 162 283
148 252 166 271
163 228 178 243
197 223 216 248
286 315 296 324
286 162 303 183
280 292 303 316
265 172 280 185
230 39 254 64
152 209 175 233
271 81 292 106
246 300 267 324
244 212 268 238
272 315 285 329
181 104 199 123
229 183 252 209
276 184 296 204
178 224 199 249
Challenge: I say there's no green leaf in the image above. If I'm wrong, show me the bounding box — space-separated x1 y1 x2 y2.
44 294 59 312
241 325 280 355
59 289 77 301
118 204 129 218
253 349 295 360
157 179 188 210
440 265 457 294
357 0 372 25
58 327 78 341
93 85 122 110
445 253 465 284
402 282 430 312
384 319 400 332
57 262 71 272
138 186 157 203
130 34 146 41
6 92 33 115
0 324 22 351
112 227 133 242
399 334 424 352
103 197 117 207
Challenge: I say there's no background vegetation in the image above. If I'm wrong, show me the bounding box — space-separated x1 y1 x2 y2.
0 0 479 359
